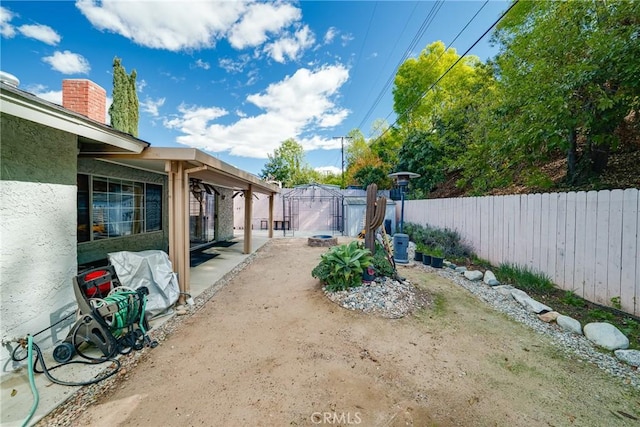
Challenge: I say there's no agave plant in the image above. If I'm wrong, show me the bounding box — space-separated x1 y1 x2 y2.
312 241 373 292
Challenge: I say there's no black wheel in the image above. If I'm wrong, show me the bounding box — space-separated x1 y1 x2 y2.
53 342 75 363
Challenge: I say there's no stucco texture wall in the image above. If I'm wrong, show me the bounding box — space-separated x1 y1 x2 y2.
1 114 77 184
0 116 79 368
77 158 169 266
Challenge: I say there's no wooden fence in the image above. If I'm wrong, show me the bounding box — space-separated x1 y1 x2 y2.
402 189 639 316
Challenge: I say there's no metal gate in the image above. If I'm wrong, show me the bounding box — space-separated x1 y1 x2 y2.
281 184 344 236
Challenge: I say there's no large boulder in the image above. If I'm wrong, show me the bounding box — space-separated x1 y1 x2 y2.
583 322 629 350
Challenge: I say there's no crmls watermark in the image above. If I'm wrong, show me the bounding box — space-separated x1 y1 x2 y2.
310 412 362 425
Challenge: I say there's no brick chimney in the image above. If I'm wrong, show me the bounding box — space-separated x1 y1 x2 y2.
62 79 106 124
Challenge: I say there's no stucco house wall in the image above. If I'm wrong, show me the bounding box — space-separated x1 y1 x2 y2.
0 114 79 366
77 158 169 266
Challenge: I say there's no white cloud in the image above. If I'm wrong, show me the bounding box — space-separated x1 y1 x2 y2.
164 103 229 135
219 55 250 73
227 2 300 49
163 64 350 158
30 85 62 104
76 0 247 51
299 135 342 151
315 165 341 175
0 6 16 38
141 97 166 117
236 109 247 118
245 69 259 86
18 24 61 45
264 25 315 63
323 27 337 44
76 0 303 54
341 33 354 47
42 50 90 74
194 59 210 70
137 79 147 92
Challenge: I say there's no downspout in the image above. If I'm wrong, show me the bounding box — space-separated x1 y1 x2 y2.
268 193 274 239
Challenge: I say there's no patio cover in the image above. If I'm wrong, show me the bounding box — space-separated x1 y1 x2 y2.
96 147 280 304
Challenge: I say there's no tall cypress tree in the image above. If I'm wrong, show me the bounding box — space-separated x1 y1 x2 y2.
109 57 139 137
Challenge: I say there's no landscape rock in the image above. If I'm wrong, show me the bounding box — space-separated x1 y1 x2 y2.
511 292 552 313
455 266 467 274
614 349 640 367
583 322 629 350
487 279 501 287
463 270 483 281
483 270 497 284
537 311 560 323
556 315 582 335
510 288 529 299
492 285 515 296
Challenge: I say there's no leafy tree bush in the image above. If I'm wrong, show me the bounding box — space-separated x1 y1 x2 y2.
311 241 373 292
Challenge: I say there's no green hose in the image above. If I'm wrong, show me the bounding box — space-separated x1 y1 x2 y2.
21 335 39 427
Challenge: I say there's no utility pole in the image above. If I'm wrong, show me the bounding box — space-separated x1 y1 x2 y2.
333 136 351 189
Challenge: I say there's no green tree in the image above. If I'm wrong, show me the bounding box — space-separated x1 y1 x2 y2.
396 128 445 198
392 41 481 132
493 0 640 183
109 57 139 136
260 138 317 187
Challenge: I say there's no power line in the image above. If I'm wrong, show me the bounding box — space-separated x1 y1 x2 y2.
354 1 444 132
372 0 520 145
342 2 378 105
380 0 490 130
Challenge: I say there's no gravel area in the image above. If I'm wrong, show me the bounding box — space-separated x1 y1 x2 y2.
323 276 430 319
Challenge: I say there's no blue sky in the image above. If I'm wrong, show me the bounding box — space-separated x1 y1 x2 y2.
1 0 508 176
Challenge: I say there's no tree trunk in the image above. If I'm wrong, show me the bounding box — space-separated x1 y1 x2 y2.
589 142 610 174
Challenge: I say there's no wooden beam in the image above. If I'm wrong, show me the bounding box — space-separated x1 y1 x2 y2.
181 162 191 302
175 161 187 305
166 161 177 278
244 184 252 254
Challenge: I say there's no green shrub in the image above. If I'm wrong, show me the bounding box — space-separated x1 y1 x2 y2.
561 290 584 307
404 222 474 260
495 264 555 292
372 243 394 277
311 241 374 292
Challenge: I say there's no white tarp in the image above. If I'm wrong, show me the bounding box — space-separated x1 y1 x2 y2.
108 250 180 317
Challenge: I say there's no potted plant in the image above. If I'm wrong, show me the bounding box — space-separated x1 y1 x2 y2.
414 243 424 262
430 247 445 268
422 246 432 266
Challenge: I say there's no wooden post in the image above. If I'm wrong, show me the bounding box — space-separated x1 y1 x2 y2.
244 185 252 254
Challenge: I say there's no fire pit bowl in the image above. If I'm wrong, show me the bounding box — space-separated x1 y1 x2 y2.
308 235 338 247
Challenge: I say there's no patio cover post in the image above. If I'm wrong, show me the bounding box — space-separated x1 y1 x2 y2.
166 160 189 305
243 184 252 254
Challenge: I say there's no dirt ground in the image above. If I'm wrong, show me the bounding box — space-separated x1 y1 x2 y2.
65 238 638 427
